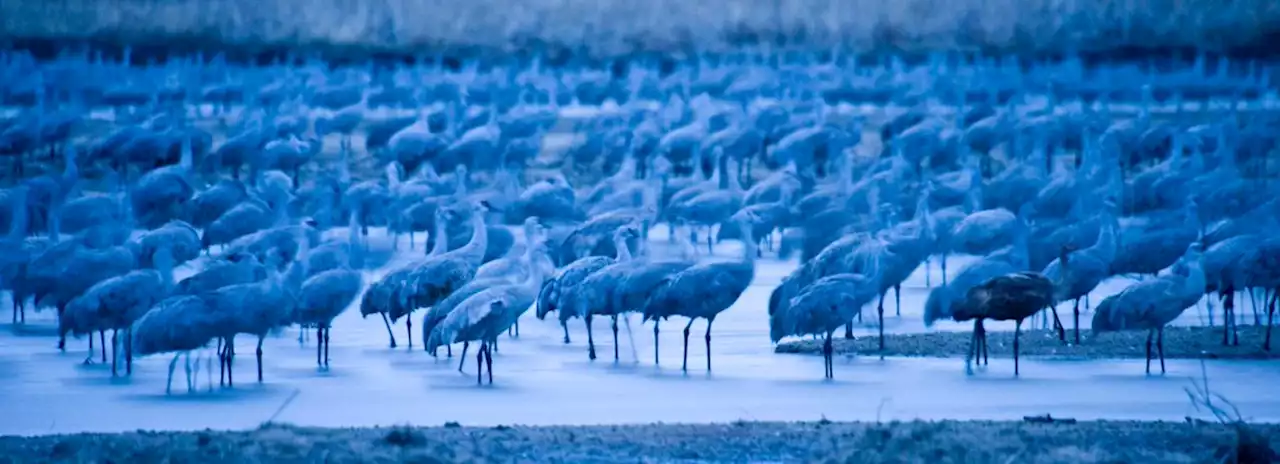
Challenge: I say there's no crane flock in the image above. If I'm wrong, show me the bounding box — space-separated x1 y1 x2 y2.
1 47 1278 392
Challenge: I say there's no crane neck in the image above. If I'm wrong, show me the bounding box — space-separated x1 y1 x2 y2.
348 216 364 269
739 220 757 265
428 214 450 256
613 233 634 262
453 211 488 264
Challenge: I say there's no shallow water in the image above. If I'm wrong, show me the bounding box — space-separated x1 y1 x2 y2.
1 225 1277 437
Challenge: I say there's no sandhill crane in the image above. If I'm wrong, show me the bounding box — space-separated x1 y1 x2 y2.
422 223 549 361
641 216 756 371
924 223 1031 329
769 249 883 379
174 252 267 296
951 271 1054 375
189 178 250 229
876 189 938 324
537 225 640 344
131 294 221 394
380 201 489 348
63 243 177 376
202 181 292 251
432 243 550 384
1229 237 1280 350
134 220 201 268
1201 233 1263 345
1110 199 1200 278
130 136 195 229
568 222 695 362
294 215 364 369
670 153 745 254
29 223 138 352
0 186 36 323
203 231 309 384
1092 242 1206 374
1040 205 1120 344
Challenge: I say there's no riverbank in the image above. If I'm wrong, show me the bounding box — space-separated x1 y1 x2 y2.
3 0 1279 64
776 325 1280 360
2 419 1276 463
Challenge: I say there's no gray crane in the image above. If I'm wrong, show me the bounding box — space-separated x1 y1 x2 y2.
769 249 882 379
639 216 756 371
1091 242 1206 374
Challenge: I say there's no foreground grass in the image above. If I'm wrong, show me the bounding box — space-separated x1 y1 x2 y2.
776 326 1280 360
3 0 1280 60
1 420 1276 463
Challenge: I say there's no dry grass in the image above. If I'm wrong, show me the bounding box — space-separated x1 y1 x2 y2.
1 420 1276 463
3 0 1280 61
776 325 1280 360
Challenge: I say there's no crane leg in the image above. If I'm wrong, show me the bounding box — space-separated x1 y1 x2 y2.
317 328 324 367
458 342 469 372
705 317 715 372
1157 327 1166 374
611 315 620 361
1152 328 1162 374
681 319 694 372
924 257 932 288
1266 291 1276 352
100 331 107 363
406 318 413 349
877 293 886 351
965 322 977 375
982 321 990 366
185 353 194 393
57 306 66 351
823 332 834 379
586 315 597 361
562 322 571 344
166 353 180 395
1050 307 1066 343
217 338 225 386
476 342 485 384
324 328 330 367
844 323 854 339
1249 289 1261 325
706 227 714 255
941 254 949 286
256 337 265 383
1073 298 1081 345
484 341 494 385
84 334 95 365
110 330 118 378
228 341 236 388
126 328 133 376
380 312 397 348
1222 291 1232 346
1232 291 1241 346
1013 320 1022 376
894 285 901 317
653 321 660 365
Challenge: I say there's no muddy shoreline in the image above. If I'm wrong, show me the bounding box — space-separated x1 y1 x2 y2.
776 326 1280 360
2 420 1277 463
